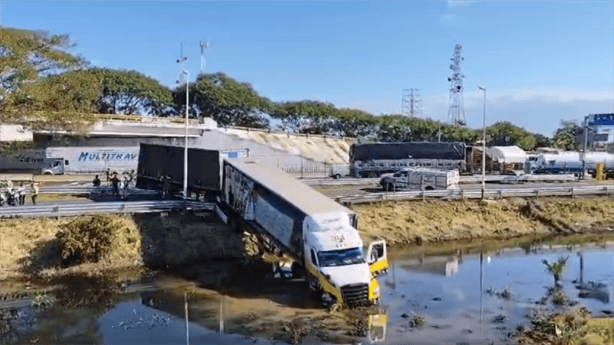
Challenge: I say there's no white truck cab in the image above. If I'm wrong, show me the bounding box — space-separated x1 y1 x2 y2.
40 159 66 175
302 212 387 306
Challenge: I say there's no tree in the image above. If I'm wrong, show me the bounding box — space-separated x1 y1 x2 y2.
552 121 580 150
272 100 338 134
332 109 378 139
88 69 173 115
191 73 271 128
0 27 85 96
486 121 538 151
0 71 99 132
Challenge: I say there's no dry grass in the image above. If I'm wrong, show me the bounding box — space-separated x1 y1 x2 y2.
352 197 614 245
0 215 143 280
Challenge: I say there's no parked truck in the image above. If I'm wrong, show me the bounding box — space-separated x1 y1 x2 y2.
135 143 248 198
379 167 460 191
41 146 140 175
0 150 51 173
222 158 388 306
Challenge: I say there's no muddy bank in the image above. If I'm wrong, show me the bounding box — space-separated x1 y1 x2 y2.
353 196 614 245
0 211 243 281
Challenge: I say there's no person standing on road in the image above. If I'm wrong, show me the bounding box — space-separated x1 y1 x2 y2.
162 175 171 199
93 175 101 187
110 173 120 197
17 183 27 206
30 183 39 205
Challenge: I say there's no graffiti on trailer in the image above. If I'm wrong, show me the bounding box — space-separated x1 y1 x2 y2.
16 155 45 163
78 152 138 162
225 165 255 219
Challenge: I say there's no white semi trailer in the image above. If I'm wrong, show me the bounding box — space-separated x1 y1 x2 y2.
221 158 388 307
41 147 140 175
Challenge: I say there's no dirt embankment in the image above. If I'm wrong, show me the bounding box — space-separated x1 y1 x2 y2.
1 196 613 281
0 211 244 281
353 196 614 245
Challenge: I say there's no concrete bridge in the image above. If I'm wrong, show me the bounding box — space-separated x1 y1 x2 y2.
2 114 355 175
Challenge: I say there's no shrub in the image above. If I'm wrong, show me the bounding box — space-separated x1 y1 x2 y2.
56 215 139 264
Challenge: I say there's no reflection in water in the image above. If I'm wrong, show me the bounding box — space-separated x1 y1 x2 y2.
574 252 610 304
400 257 459 276
368 313 387 343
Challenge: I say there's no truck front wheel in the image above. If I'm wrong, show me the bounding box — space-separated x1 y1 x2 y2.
307 273 322 296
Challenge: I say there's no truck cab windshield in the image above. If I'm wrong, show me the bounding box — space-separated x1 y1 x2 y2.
318 248 365 267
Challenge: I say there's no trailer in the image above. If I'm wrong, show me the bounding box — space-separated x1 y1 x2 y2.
349 142 469 178
222 158 388 307
379 167 460 191
42 146 140 175
135 143 248 198
0 150 52 173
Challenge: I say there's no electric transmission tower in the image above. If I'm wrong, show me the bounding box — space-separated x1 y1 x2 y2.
447 44 466 127
199 40 209 75
402 88 422 118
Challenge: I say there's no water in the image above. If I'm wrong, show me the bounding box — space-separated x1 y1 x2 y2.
1 238 612 344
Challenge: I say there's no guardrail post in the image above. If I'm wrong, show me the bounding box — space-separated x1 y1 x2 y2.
53 205 60 220
535 189 539 199
570 187 574 199
498 190 502 200
121 203 126 216
422 191 425 201
460 189 464 200
604 186 608 196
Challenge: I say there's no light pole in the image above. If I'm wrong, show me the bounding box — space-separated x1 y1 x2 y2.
477 86 486 199
182 70 189 200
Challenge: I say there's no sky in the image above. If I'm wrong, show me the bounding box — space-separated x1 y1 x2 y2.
2 0 613 137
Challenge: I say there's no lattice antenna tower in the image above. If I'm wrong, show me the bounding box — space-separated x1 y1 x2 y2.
199 40 209 75
402 88 422 118
447 44 466 127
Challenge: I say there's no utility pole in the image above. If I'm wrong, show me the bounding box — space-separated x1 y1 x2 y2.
402 88 422 118
448 44 466 127
478 86 486 199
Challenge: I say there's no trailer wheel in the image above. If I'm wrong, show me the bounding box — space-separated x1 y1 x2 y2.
367 172 378 178
333 173 341 179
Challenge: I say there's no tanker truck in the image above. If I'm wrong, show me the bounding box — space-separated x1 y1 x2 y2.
221 158 388 307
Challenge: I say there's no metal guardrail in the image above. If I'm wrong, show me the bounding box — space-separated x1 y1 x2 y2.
302 174 579 187
332 185 614 204
0 200 214 218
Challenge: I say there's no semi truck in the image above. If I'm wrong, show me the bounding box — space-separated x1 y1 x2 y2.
222 158 388 306
379 167 460 191
41 146 140 175
135 143 248 198
349 142 470 178
0 150 51 173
